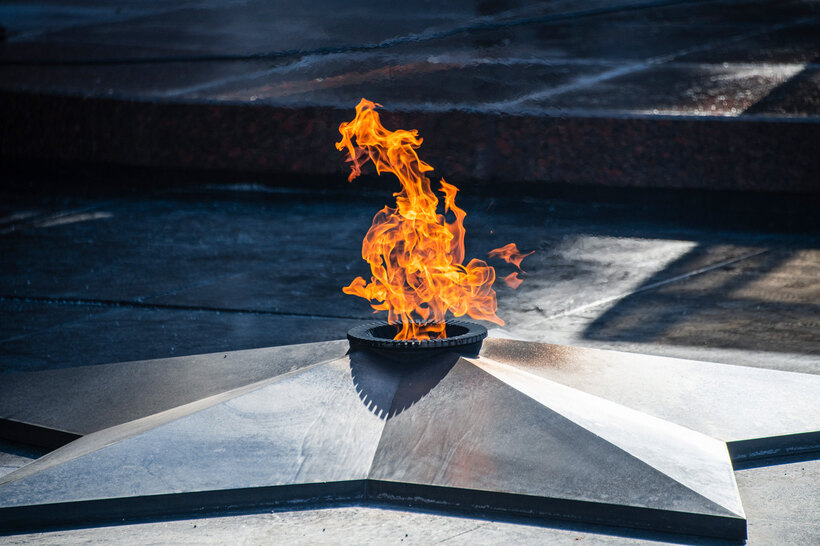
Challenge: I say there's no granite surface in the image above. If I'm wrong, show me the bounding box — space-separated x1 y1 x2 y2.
1 345 759 540
1 0 819 191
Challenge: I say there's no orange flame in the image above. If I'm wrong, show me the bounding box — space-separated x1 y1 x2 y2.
337 98 514 340
503 272 524 289
488 242 534 288
488 243 534 270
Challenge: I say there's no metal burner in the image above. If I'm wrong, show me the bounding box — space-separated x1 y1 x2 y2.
347 320 487 355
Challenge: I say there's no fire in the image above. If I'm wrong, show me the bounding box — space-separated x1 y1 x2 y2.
337 99 531 340
488 243 534 289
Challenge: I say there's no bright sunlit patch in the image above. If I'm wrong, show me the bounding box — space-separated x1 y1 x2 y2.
35 211 113 228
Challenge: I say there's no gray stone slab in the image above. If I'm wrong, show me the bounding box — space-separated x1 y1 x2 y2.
3 0 818 121
0 299 111 347
0 304 355 373
0 355 390 510
0 195 369 304
5 332 815 459
493 238 755 333
577 247 820 357
193 56 605 108
534 61 806 116
375 17 784 80
677 22 820 64
370 356 742 539
478 338 820 460
470 356 743 515
0 339 348 440
0 58 277 97
142 253 375 319
0 346 747 539
4 457 819 546
20 0 478 56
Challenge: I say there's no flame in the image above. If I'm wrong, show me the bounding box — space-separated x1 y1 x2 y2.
488 243 534 269
487 243 534 289
337 98 520 341
502 272 524 289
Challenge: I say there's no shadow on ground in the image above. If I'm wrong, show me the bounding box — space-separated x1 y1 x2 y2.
581 245 820 355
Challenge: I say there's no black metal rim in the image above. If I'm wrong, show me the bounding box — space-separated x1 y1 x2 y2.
347 320 487 351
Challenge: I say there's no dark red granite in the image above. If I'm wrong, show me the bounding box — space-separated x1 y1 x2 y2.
1 0 819 192
1 91 817 192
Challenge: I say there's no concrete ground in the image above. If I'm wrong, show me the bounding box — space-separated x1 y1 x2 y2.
0 175 817 544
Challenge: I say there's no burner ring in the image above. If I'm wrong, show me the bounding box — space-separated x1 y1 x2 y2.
347 320 487 352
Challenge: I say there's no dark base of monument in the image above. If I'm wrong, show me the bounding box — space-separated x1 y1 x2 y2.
0 480 745 541
1 335 818 540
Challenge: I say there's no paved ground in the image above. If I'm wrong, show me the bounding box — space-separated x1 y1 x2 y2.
1 178 818 375
3 0 818 116
0 174 817 544
1 0 819 190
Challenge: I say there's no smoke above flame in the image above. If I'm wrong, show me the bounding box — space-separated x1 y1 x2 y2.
337 99 532 341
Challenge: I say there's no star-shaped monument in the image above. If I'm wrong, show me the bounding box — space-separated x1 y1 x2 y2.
1 329 818 542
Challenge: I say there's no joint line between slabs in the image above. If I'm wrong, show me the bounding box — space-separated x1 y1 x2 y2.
435 523 490 543
0 295 372 323
0 201 120 235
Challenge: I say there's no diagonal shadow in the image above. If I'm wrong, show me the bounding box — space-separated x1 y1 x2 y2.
581 244 819 354
742 56 820 117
